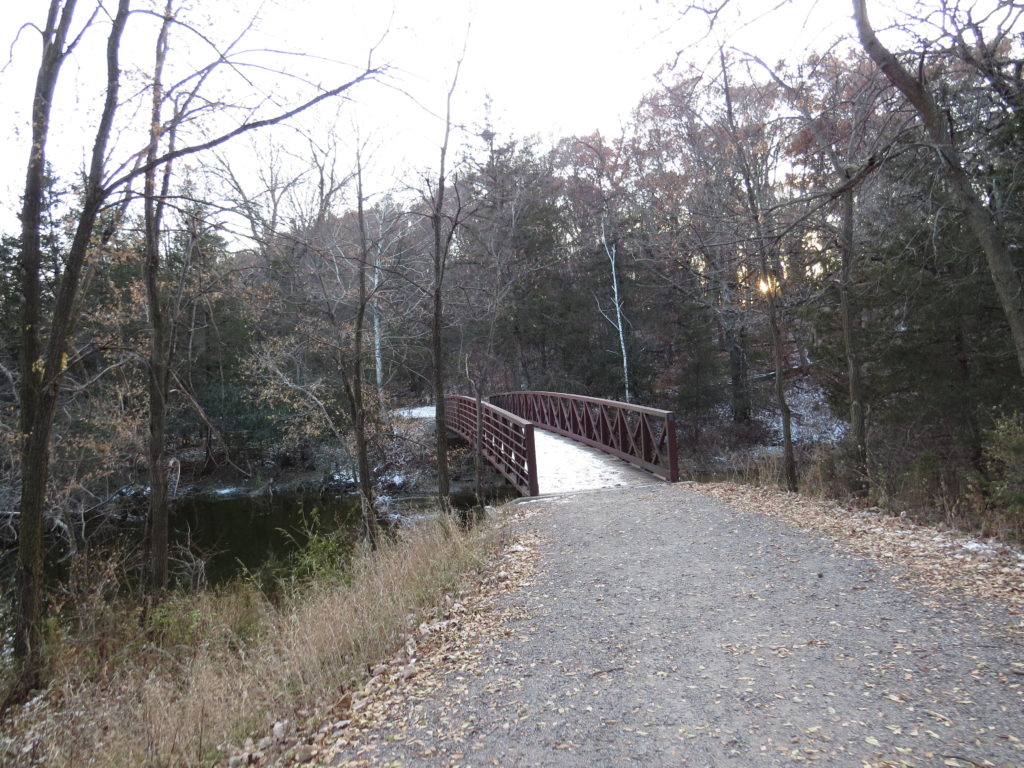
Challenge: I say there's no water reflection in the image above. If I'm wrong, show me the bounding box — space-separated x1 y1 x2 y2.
170 488 364 584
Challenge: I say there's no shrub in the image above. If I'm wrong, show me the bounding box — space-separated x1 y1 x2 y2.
984 413 1024 534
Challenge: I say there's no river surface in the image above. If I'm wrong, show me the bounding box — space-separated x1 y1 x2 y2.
170 486 364 584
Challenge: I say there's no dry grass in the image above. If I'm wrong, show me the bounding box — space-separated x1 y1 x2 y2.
1 513 505 767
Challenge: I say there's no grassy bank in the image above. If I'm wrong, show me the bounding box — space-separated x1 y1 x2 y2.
1 512 506 767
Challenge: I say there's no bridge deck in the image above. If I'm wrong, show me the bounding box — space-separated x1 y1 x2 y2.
532 428 652 494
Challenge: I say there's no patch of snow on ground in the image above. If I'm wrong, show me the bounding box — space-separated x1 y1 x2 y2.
395 405 435 419
754 378 848 445
961 540 997 553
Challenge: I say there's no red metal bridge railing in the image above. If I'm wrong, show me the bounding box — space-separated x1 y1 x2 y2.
490 391 678 482
444 395 539 497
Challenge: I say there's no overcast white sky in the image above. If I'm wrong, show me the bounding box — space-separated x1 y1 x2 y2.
0 0 857 234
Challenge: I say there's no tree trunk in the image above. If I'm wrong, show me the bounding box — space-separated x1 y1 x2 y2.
468 375 485 526
13 0 129 696
721 52 797 489
13 1 75 692
767 291 798 492
144 355 170 593
143 1 175 597
724 320 750 423
432 282 450 504
353 153 378 546
372 260 385 398
430 59 463 509
853 0 1024 380
838 186 868 493
601 220 631 403
13 397 57 693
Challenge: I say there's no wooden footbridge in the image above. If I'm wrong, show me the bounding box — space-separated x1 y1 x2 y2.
443 391 678 496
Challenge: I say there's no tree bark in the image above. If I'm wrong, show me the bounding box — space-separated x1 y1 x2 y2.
14 0 75 692
767 289 798 492
372 261 385 398
724 319 750 423
432 258 450 505
353 151 379 546
430 59 464 509
838 185 868 493
431 190 450 505
853 0 1024 380
142 0 175 599
600 219 632 403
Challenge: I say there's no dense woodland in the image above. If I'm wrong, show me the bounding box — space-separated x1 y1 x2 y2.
3 0 1024 698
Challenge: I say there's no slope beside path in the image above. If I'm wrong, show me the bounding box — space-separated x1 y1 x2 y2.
320 483 1023 768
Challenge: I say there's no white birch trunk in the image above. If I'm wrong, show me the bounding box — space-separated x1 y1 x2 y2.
601 218 631 403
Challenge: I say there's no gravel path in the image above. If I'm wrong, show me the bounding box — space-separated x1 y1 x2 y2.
327 484 1024 767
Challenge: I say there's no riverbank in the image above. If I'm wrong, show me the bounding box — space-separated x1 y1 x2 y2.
0 406 515 595
0 508 512 767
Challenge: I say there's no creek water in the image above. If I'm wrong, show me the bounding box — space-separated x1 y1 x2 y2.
169 486 364 585
170 485 510 584
0 487 363 659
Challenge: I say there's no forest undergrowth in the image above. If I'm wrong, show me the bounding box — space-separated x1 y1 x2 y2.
677 381 1024 548
683 441 1024 548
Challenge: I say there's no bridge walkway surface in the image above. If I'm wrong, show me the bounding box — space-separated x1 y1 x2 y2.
323 483 1024 767
530 428 652 493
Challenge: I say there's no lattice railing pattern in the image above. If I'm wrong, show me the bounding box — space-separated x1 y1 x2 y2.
444 396 539 496
490 391 678 482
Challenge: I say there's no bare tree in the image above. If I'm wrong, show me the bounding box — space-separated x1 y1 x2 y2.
754 50 909 493
10 0 383 695
598 217 632 403
349 146 380 545
14 0 132 699
555 134 637 402
720 53 797 490
142 0 175 598
426 56 467 507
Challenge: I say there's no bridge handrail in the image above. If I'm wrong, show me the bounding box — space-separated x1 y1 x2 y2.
490 391 678 482
443 395 539 497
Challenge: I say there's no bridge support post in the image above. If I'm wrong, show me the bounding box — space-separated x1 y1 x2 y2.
524 423 539 496
665 412 679 483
